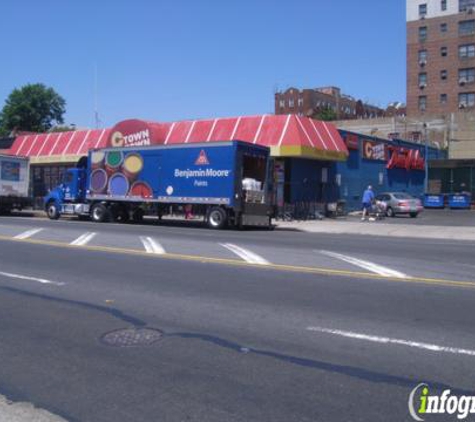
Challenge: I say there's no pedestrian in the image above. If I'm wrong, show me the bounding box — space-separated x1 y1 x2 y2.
361 185 375 221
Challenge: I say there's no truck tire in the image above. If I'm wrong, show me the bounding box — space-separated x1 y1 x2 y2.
91 203 111 223
132 208 144 223
46 202 60 220
207 207 227 229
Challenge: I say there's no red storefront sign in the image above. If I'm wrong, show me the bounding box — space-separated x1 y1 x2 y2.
362 140 386 161
345 133 359 150
387 146 425 171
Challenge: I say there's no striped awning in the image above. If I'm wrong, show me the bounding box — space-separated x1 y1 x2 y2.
5 114 348 163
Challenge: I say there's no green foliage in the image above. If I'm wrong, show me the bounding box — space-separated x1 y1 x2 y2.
0 83 66 133
315 106 337 121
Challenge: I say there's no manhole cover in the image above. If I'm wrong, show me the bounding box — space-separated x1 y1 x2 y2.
101 327 163 347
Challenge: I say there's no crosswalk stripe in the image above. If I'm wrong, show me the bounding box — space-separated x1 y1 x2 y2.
140 236 166 254
220 243 270 265
319 250 410 279
14 228 43 240
70 232 97 246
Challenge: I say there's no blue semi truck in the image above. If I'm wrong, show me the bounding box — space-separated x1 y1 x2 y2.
44 141 274 229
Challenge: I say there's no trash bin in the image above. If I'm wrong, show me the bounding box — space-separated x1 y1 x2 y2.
423 193 445 209
325 200 346 218
448 194 471 209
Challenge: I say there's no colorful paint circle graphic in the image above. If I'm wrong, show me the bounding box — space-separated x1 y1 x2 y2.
90 169 108 193
108 173 130 196
130 181 153 198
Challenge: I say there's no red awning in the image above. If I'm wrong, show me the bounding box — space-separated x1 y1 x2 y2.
5 114 348 163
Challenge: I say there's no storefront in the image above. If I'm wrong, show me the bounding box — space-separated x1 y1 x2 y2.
2 116 445 213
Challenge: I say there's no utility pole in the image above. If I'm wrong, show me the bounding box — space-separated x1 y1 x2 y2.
423 122 429 193
94 63 100 129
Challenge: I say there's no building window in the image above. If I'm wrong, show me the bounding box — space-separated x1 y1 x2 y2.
458 92 475 107
419 73 428 86
440 94 448 104
459 43 475 58
418 50 428 64
297 98 303 107
441 69 448 80
288 99 294 108
440 23 448 33
279 100 285 108
459 67 475 84
459 0 475 12
442 0 447 10
459 20 475 36
419 3 428 17
418 96 427 111
441 46 448 56
419 26 428 42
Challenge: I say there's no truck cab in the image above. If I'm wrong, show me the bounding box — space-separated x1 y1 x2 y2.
44 168 88 219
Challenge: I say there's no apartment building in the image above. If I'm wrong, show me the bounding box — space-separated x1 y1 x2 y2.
407 0 475 116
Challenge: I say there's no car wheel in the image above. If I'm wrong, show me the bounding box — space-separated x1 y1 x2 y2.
91 203 110 223
46 202 60 220
386 207 395 218
207 207 227 229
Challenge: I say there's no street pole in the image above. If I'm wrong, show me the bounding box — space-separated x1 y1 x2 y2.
423 123 428 193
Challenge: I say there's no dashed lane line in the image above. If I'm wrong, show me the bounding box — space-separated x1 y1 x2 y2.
13 228 43 240
319 250 410 279
306 326 475 357
220 243 270 265
70 232 97 246
140 236 166 254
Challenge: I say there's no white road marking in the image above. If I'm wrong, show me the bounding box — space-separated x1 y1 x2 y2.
306 326 475 357
320 250 410 279
70 232 96 246
0 271 64 286
220 243 270 265
140 236 166 254
14 228 43 240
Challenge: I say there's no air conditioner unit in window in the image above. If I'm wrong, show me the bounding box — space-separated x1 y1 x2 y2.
459 102 467 109
419 59 427 66
419 82 427 89
459 77 467 85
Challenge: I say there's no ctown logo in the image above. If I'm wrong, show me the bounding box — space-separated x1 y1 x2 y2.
408 383 475 420
195 150 210 165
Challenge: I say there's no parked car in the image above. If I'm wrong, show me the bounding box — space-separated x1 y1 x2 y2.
375 192 423 218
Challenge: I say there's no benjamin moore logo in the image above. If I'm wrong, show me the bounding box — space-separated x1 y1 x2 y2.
408 383 475 420
195 150 210 165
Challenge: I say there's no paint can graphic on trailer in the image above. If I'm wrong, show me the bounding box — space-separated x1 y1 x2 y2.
90 168 108 194
108 173 130 197
105 151 124 175
129 181 153 199
122 153 144 181
90 151 106 169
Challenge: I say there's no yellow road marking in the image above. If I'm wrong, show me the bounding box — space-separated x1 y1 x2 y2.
0 234 474 289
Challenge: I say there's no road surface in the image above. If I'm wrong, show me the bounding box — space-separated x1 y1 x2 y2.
0 216 474 421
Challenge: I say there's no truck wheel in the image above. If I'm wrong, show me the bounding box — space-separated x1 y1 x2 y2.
132 208 144 223
91 203 110 223
46 202 60 220
207 207 227 229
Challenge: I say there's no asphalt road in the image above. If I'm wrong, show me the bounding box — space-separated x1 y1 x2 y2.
0 216 474 421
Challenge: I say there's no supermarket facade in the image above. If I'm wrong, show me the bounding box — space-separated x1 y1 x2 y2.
1 114 443 211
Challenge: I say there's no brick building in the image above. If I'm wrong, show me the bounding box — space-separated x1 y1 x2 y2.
274 86 385 120
407 0 475 116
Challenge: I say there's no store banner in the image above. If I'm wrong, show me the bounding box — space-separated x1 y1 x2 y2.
362 140 386 161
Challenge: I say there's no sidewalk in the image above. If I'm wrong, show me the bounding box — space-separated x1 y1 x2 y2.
275 219 475 241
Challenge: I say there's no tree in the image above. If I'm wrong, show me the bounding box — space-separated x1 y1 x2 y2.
314 106 337 121
0 83 66 133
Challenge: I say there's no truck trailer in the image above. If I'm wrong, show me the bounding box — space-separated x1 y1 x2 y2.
0 154 31 214
44 141 273 229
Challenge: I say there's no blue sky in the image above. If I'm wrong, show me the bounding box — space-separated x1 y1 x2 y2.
0 0 406 128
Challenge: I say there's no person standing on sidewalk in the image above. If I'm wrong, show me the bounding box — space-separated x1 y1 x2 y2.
361 185 375 221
